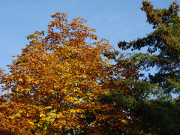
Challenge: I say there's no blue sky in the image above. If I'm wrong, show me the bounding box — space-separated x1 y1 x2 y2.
0 0 174 95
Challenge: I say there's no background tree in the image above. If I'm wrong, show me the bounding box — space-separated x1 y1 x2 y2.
115 1 180 134
102 50 153 135
118 1 180 100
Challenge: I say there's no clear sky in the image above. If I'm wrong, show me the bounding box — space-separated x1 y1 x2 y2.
0 0 174 95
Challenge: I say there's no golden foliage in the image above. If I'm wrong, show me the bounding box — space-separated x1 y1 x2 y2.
0 12 140 135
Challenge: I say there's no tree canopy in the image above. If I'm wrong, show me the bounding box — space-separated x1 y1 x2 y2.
116 1 180 134
118 1 180 100
0 1 180 135
0 12 141 135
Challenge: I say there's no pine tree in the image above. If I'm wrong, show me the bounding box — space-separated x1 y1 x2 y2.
115 1 180 134
118 1 180 100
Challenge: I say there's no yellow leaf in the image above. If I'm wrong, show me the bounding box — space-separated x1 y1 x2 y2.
121 119 128 124
19 79 23 82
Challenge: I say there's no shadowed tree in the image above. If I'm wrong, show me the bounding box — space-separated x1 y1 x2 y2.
115 1 180 134
118 1 180 100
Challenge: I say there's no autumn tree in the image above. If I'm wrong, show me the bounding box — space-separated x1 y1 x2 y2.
0 12 140 135
0 12 113 134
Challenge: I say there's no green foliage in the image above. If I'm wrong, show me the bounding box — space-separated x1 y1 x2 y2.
118 1 180 100
102 1 180 134
134 100 180 135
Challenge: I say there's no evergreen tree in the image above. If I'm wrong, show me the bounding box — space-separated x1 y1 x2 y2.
118 1 180 100
114 1 180 134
